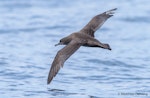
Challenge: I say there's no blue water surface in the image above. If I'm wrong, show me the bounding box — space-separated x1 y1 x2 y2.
0 0 150 98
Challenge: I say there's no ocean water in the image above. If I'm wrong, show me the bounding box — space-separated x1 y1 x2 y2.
0 0 150 98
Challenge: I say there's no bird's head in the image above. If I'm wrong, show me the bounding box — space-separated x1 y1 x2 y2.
55 37 70 46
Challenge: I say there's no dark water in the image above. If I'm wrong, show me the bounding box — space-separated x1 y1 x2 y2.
0 0 150 98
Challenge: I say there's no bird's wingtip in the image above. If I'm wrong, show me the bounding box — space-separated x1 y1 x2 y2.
47 75 53 84
47 80 50 84
105 8 117 16
47 79 52 85
112 8 117 11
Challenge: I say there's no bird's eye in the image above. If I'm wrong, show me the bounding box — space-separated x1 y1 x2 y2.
60 40 62 42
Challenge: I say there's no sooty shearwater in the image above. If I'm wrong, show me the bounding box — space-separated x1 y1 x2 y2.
47 8 117 84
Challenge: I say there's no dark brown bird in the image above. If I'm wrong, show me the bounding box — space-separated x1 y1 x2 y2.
47 8 117 84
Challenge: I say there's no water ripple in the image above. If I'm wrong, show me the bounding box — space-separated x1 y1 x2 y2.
120 16 150 23
0 25 71 34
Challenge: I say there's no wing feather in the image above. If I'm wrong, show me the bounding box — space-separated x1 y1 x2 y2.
80 8 117 37
47 40 81 84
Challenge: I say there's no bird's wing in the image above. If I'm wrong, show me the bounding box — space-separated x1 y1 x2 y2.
80 8 117 37
47 40 81 84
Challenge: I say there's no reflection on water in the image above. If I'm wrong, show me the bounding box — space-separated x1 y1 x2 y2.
0 0 150 98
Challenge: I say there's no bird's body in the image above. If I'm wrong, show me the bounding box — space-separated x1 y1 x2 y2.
47 8 117 84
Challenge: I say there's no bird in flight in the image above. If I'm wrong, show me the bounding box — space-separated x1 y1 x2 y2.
47 8 117 84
